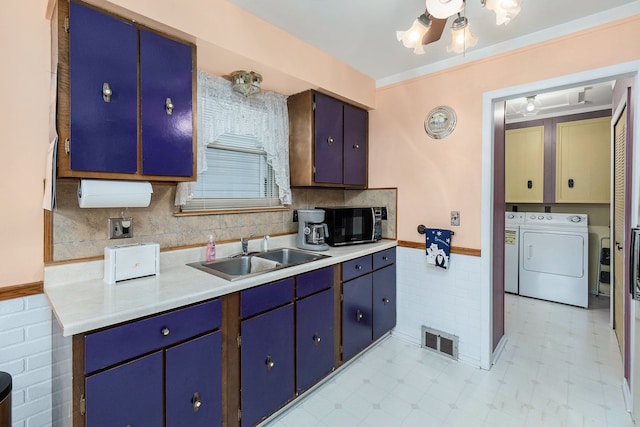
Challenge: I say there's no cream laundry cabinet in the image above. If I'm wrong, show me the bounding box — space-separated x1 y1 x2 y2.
505 125 545 203
555 117 611 203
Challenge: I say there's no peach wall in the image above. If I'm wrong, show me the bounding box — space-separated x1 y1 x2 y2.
0 0 50 287
369 16 640 250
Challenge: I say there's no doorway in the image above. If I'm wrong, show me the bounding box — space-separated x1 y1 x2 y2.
479 61 640 371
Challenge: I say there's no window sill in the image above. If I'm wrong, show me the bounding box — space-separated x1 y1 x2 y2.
175 206 289 216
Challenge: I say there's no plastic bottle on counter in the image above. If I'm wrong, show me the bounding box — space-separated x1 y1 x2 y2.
262 235 270 252
206 235 216 262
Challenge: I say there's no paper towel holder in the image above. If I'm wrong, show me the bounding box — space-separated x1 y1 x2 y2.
78 179 153 208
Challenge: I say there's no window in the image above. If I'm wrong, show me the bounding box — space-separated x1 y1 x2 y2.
180 134 281 211
175 71 291 211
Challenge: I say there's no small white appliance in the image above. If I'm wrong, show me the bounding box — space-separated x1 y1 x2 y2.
519 213 589 308
297 209 329 251
504 212 525 294
104 243 160 284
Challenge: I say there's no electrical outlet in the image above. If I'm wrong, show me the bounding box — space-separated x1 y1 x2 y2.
450 211 460 226
293 210 298 222
381 207 388 220
109 218 133 239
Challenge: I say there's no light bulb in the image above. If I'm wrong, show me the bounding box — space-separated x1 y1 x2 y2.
396 14 432 54
447 16 477 54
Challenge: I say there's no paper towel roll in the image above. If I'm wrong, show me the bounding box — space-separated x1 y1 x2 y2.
78 179 153 208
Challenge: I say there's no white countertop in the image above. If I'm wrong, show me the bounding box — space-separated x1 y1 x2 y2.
44 236 397 336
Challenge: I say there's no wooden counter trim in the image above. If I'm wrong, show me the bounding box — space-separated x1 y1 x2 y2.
397 240 481 257
0 281 44 301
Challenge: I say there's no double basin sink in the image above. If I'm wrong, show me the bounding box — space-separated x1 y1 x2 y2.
188 248 330 281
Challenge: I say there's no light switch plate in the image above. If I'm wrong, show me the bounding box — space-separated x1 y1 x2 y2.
451 211 460 226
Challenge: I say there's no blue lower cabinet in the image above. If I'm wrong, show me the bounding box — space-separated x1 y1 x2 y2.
85 351 163 427
373 264 397 340
296 288 334 393
342 274 373 361
241 303 294 426
166 331 222 426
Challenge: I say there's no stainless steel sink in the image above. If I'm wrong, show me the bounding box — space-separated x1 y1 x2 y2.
188 248 330 281
257 248 330 265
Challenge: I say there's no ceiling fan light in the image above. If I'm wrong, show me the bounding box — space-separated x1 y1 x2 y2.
425 0 464 19
397 13 432 51
446 16 477 54
483 0 521 25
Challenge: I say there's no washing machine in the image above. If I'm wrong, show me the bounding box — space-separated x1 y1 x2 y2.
505 212 525 294
519 213 589 308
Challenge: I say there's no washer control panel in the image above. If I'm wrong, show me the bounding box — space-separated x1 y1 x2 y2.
523 213 588 227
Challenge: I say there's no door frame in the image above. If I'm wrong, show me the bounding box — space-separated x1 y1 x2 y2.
479 60 640 371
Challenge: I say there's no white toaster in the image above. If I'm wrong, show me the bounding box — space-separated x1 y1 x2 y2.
104 243 160 284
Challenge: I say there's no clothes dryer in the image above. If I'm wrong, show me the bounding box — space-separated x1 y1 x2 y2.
519 213 589 308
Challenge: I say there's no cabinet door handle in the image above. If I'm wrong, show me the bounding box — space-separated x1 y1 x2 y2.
102 82 112 103
356 309 364 322
165 98 174 115
355 265 362 270
353 144 360 149
266 355 275 371
383 297 390 305
192 392 202 412
313 333 321 345
382 256 388 261
161 327 170 336
327 136 334 145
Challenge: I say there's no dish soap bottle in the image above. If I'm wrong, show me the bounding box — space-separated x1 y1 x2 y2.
206 235 216 262
262 235 270 252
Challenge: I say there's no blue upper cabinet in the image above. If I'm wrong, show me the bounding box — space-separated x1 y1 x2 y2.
58 1 195 181
140 30 193 177
68 1 138 174
288 90 368 188
314 93 344 184
343 104 368 186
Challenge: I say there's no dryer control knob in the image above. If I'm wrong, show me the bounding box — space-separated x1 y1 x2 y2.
570 216 582 223
538 215 544 220
546 216 552 220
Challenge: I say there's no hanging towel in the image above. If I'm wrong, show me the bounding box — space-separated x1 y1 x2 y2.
425 228 451 269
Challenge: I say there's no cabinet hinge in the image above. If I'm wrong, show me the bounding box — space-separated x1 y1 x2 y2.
340 294 344 302
313 101 316 111
313 165 316 175
80 394 86 415
64 138 70 154
64 16 69 33
237 335 241 348
238 408 242 421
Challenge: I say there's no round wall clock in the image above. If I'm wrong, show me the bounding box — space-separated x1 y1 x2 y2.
424 106 457 139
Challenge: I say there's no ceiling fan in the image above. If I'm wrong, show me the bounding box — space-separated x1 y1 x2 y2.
397 0 522 54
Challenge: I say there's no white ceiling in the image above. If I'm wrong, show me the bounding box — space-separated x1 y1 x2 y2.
226 0 638 120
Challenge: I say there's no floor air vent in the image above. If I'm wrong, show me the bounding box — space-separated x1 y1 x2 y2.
421 326 459 360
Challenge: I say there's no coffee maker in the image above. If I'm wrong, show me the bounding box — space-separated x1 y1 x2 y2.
297 209 330 251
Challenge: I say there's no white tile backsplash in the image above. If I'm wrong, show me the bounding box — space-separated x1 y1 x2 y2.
394 246 482 367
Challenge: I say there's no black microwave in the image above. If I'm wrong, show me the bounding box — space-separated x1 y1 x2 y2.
317 207 382 246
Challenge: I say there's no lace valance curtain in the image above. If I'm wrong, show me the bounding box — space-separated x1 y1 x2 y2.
175 70 291 206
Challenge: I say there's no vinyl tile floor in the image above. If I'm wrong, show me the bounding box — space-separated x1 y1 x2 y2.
265 293 634 426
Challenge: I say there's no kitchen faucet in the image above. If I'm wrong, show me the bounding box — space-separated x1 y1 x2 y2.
241 234 255 255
